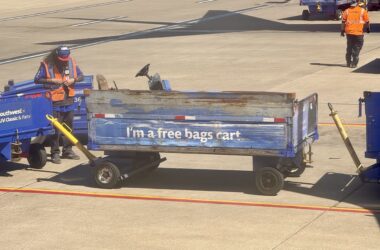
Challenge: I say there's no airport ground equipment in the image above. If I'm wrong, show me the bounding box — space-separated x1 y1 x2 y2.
329 99 380 184
84 89 318 195
367 0 380 10
300 0 352 20
3 75 93 140
46 114 167 189
0 91 53 168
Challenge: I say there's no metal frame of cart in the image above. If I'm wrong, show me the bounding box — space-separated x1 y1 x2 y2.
83 89 318 195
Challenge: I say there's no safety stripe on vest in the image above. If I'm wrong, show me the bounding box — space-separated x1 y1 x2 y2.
360 8 365 24
47 58 75 78
345 8 366 24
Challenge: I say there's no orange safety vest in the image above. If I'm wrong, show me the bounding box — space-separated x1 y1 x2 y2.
342 6 369 36
41 58 78 102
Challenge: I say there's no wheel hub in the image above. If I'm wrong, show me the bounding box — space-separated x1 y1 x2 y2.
262 173 276 189
98 168 113 184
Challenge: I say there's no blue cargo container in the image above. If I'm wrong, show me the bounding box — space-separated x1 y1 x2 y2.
359 91 380 183
3 76 93 139
86 90 318 195
0 91 54 168
300 0 352 20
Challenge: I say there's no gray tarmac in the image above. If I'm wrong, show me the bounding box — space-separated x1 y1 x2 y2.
0 0 379 249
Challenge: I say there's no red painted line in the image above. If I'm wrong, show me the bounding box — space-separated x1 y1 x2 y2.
1 188 379 215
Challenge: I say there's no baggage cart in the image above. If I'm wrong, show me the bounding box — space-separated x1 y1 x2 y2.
300 0 352 20
329 95 380 185
2 75 93 139
358 92 380 182
367 0 380 10
84 89 318 195
0 91 53 168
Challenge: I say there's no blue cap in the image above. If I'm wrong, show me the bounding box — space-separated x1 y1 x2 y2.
56 46 71 61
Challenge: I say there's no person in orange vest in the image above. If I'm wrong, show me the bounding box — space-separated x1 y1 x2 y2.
34 46 84 164
341 0 370 68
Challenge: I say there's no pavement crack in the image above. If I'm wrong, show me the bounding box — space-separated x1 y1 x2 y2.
272 177 365 249
0 169 63 200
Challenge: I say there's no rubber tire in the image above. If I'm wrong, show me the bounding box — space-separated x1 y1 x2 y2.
27 144 47 169
335 9 343 20
282 162 306 178
280 150 307 178
94 161 121 189
302 10 310 20
254 167 284 196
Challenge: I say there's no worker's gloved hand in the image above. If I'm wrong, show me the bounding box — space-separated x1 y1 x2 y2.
51 79 64 85
63 78 75 86
366 27 371 33
340 31 345 37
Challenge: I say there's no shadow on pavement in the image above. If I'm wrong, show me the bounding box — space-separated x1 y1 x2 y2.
353 58 380 74
280 15 339 21
38 9 345 47
0 162 29 177
38 164 259 194
3 7 380 64
0 161 27 177
36 161 380 227
310 62 347 67
0 161 61 177
285 172 380 226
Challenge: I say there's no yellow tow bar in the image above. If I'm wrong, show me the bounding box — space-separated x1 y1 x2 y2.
328 103 365 173
46 114 97 164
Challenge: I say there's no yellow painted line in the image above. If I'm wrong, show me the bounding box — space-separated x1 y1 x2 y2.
0 187 379 215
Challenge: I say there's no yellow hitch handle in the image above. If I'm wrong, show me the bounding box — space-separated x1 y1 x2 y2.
46 114 97 162
46 114 78 144
328 103 365 173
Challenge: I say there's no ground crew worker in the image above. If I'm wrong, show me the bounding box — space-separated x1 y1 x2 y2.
341 0 370 68
34 46 84 164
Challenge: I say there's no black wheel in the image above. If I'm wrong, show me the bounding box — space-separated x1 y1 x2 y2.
282 162 306 177
335 9 343 20
254 167 284 196
302 9 310 20
280 150 307 178
94 161 121 189
27 144 47 169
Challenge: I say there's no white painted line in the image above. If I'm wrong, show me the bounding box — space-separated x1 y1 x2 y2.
71 16 126 27
0 0 132 22
0 3 274 65
198 0 217 3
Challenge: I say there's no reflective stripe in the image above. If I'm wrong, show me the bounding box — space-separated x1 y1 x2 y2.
343 8 349 21
359 8 365 24
43 58 77 79
41 58 78 101
344 6 367 35
262 117 274 122
48 63 55 78
175 115 196 120
68 59 74 78
344 7 365 24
